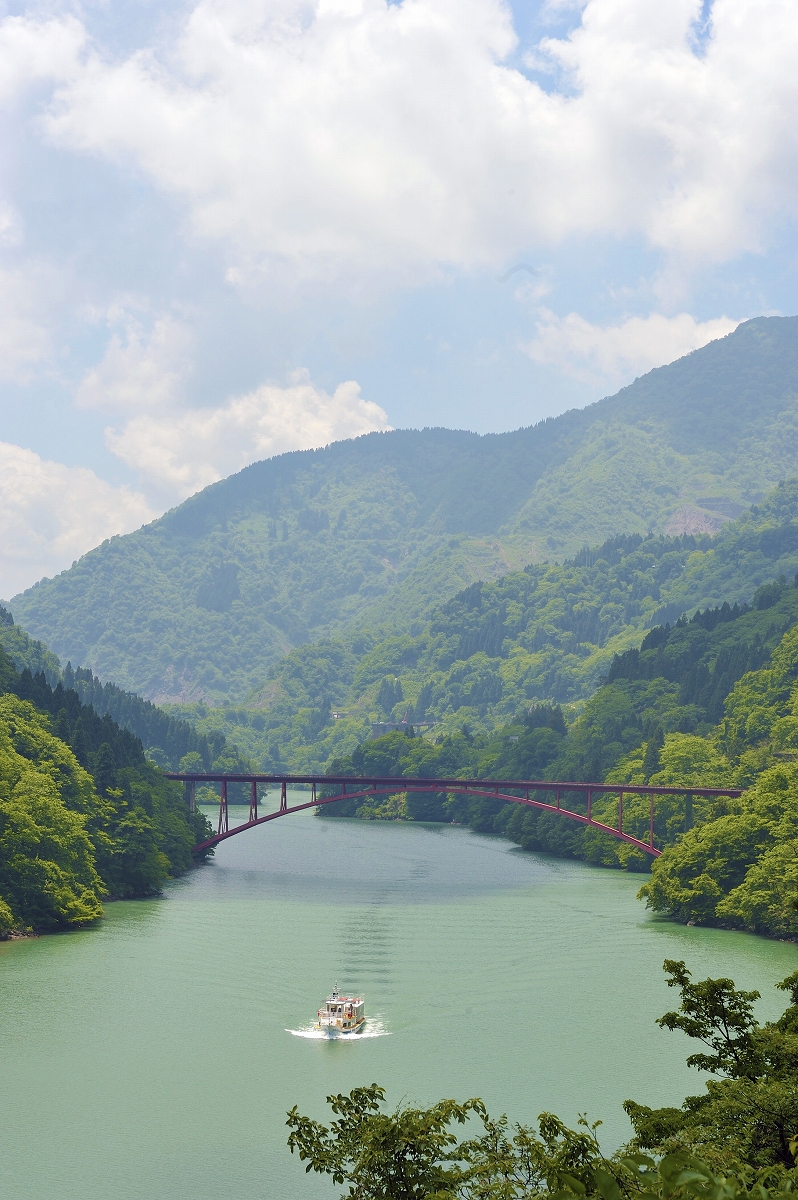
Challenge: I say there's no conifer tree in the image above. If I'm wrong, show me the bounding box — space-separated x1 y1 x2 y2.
93 742 117 796
54 707 71 744
70 717 88 767
642 726 664 781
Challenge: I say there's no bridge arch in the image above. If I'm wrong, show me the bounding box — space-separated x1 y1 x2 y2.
165 774 742 858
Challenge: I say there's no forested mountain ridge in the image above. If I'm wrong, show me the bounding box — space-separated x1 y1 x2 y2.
10 315 798 704
0 645 213 935
170 480 798 775
0 603 60 683
0 605 233 772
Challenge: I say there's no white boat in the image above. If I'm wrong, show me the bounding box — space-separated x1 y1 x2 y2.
316 984 365 1034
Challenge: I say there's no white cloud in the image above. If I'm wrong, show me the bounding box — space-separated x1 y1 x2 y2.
30 0 798 288
74 309 390 501
0 264 58 382
104 374 391 499
525 310 740 389
0 15 83 105
76 315 194 412
0 442 155 599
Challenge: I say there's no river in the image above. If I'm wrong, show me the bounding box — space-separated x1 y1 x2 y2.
1 800 796 1200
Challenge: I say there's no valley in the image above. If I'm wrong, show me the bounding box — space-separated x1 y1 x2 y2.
4 5 798 1196
4 320 798 947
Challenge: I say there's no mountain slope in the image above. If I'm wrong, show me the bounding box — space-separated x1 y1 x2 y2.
171 480 798 774
0 604 232 771
11 315 798 703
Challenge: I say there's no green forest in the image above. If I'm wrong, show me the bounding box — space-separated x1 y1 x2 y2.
0 644 212 936
318 570 798 941
10 316 798 705
0 604 245 772
288 960 798 1197
167 479 798 777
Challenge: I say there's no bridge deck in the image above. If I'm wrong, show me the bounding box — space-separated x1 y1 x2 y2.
165 774 742 858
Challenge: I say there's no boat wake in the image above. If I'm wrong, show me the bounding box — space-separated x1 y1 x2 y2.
287 1018 390 1040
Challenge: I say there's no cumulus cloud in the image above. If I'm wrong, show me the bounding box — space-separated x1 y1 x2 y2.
0 264 60 381
74 307 389 501
0 442 155 599
525 310 739 388
0 14 83 105
76 315 194 412
104 374 391 499
32 0 798 288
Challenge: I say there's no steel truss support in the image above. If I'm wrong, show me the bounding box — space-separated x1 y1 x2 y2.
218 779 229 835
168 772 742 857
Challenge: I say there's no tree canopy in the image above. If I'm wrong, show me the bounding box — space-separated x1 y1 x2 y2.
0 646 213 935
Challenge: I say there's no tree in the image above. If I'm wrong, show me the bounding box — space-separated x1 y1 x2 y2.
377 676 403 717
0 694 105 931
287 1084 475 1198
93 742 117 796
178 751 204 773
656 959 762 1078
287 1085 618 1200
70 717 88 767
642 727 664 781
287 1082 798 1199
625 962 798 1171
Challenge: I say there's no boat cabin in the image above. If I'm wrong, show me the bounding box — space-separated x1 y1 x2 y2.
316 985 365 1032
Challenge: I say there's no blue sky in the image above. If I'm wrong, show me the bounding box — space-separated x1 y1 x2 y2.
1 0 797 597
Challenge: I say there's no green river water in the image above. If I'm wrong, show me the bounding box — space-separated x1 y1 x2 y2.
1 800 796 1200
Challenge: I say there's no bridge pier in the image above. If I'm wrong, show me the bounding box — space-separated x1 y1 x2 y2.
184 780 195 813
218 780 229 835
249 780 258 822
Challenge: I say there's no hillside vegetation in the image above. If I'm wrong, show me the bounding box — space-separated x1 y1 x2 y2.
169 481 798 775
0 604 240 772
11 316 798 704
0 646 212 935
319 571 798 940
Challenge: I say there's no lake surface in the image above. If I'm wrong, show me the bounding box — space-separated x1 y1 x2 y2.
1 801 796 1200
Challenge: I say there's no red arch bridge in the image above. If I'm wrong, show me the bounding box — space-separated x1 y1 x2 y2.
165 774 742 857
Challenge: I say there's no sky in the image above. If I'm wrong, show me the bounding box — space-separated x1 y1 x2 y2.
1 0 797 599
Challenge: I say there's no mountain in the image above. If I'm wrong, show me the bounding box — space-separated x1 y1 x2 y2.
11 314 798 704
168 480 798 774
